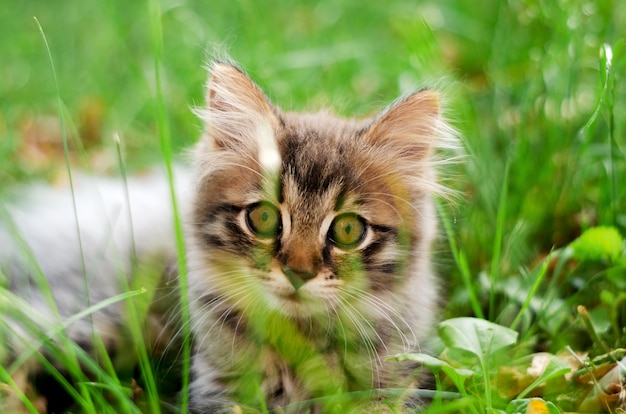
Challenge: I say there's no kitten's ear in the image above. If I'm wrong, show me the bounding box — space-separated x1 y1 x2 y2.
363 90 441 160
200 62 279 152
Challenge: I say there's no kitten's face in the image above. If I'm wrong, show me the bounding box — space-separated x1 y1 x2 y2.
190 63 442 319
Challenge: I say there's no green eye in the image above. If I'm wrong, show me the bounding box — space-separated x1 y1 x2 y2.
246 202 281 238
329 214 366 249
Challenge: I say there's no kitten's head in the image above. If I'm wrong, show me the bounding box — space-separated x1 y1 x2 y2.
189 62 452 320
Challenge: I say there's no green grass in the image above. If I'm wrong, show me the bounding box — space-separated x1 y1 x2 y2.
1 0 625 412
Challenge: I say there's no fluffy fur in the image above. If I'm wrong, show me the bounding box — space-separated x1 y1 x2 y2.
185 62 455 412
1 61 456 413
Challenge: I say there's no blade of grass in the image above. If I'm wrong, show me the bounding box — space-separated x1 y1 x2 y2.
3 288 147 373
437 201 484 319
579 45 613 139
147 1 191 410
509 251 552 331
577 305 611 355
33 16 99 410
561 44 618 232
2 315 89 412
602 44 618 227
31 335 135 413
113 132 161 413
488 160 510 321
3 288 148 413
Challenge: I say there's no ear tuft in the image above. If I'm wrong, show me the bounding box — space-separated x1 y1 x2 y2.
207 63 271 116
363 89 442 160
198 61 279 153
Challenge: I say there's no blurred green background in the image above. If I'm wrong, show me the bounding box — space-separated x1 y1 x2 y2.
1 0 624 321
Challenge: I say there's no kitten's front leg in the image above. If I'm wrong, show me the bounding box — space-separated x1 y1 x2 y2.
187 386 260 414
186 354 261 414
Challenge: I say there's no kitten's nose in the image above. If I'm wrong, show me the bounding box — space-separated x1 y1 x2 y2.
282 266 315 290
279 237 321 290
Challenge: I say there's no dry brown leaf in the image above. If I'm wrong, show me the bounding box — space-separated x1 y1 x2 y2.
18 115 67 169
577 356 626 412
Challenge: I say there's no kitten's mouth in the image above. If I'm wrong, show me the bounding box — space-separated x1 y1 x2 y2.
272 288 332 317
276 290 314 309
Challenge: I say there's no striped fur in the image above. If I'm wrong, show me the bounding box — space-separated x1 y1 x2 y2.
186 62 456 412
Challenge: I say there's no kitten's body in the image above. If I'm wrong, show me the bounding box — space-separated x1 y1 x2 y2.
1 62 454 413
1 170 189 368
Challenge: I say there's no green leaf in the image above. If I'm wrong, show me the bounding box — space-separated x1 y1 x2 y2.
438 318 518 365
606 264 626 289
390 353 474 380
570 226 623 263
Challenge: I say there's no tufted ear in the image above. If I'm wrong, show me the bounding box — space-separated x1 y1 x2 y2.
199 62 280 158
362 90 441 161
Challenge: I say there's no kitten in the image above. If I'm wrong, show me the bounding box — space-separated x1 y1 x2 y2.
1 60 455 413
184 62 454 413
